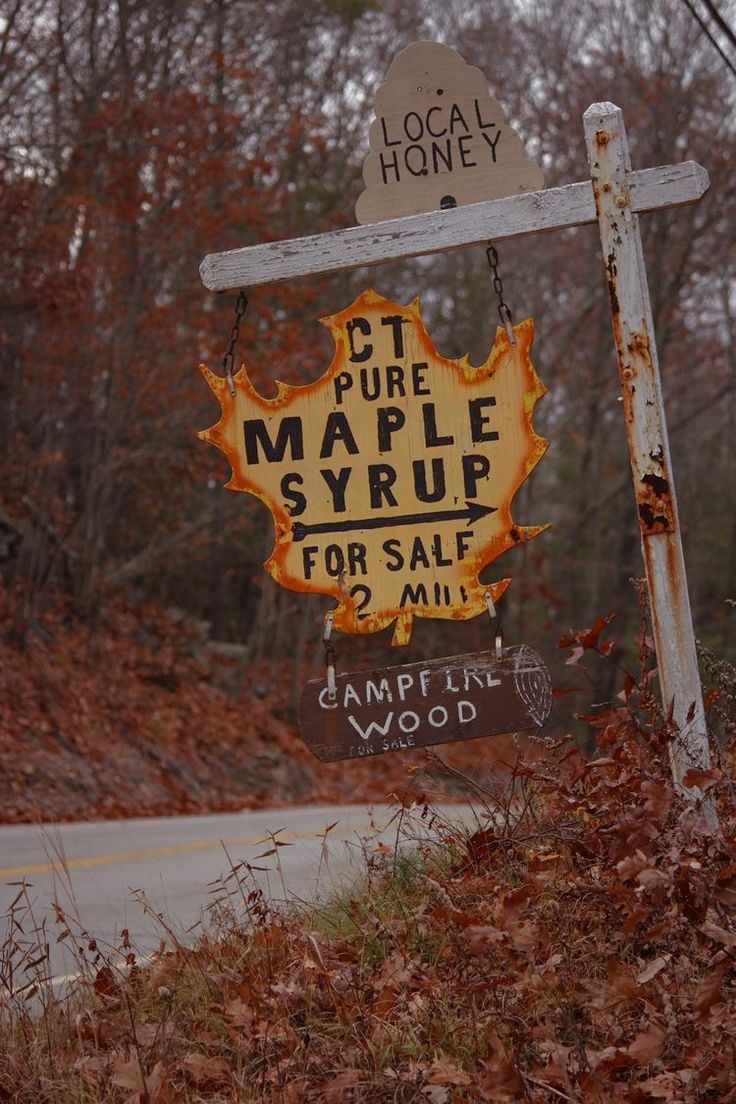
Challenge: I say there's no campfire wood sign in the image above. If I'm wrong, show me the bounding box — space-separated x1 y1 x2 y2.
298 646 552 762
199 290 547 647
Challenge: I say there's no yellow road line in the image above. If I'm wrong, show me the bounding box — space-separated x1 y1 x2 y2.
0 823 375 880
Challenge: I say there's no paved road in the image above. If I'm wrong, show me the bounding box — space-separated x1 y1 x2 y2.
0 803 473 995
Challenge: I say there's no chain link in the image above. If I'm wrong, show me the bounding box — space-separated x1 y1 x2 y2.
486 245 516 347
222 290 248 396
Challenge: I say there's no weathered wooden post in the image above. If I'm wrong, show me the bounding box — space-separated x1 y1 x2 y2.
584 102 715 822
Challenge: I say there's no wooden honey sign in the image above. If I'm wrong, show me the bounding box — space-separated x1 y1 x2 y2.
200 289 548 647
299 646 552 762
355 41 543 224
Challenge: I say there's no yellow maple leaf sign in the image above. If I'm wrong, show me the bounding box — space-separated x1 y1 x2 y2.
200 290 547 645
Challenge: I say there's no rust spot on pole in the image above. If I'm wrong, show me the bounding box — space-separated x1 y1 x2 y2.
596 129 610 146
638 471 675 534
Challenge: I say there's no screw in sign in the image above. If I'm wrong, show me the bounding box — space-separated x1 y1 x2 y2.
200 289 547 646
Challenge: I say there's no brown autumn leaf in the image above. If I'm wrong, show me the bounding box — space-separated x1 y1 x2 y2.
111 1053 146 1094
636 866 672 894
181 1052 230 1086
73 1054 108 1086
626 1023 667 1063
634 1072 682 1098
700 922 736 949
427 1054 472 1086
93 963 119 997
682 767 721 793
636 955 670 985
479 1032 523 1100
616 852 650 881
372 983 400 1019
508 921 538 955
465 925 506 955
430 904 484 928
225 995 255 1030
641 779 672 818
147 1061 176 1104
318 1069 362 1102
694 963 726 1017
496 883 536 928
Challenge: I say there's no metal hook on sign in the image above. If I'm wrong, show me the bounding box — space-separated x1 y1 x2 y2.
323 612 337 706
485 590 504 663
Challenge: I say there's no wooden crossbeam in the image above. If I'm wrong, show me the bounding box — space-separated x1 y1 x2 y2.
200 161 708 291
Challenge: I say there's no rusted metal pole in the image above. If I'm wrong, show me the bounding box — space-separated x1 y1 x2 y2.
583 102 716 826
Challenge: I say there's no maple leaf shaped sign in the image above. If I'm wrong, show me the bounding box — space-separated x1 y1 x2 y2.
200 290 547 645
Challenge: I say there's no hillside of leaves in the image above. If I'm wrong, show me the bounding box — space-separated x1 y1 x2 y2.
2 627 736 1101
0 581 550 823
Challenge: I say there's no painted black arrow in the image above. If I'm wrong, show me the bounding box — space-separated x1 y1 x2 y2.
291 501 496 542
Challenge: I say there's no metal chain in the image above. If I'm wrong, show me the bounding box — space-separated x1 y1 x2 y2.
323 612 337 705
486 245 516 348
222 290 248 396
484 591 504 664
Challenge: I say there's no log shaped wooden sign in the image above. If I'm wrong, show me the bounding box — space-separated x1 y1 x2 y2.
199 290 547 645
355 41 543 224
298 645 553 762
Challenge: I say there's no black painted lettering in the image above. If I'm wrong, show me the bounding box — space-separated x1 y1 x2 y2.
377 406 406 452
404 110 424 141
431 139 453 173
325 544 345 577
360 365 381 400
422 403 454 447
400 581 428 607
347 317 372 362
320 466 351 512
244 416 303 464
302 546 319 580
409 536 430 570
469 396 499 442
458 133 476 168
349 583 371 618
455 530 473 560
413 457 446 502
280 472 306 516
481 130 501 161
380 116 401 147
347 542 367 576
426 105 447 137
368 464 398 508
381 315 406 359
474 98 495 129
334 372 353 404
383 538 404 571
385 365 406 398
320 412 359 458
462 454 491 498
449 102 469 133
379 148 400 184
431 534 452 566
411 362 430 395
405 144 428 176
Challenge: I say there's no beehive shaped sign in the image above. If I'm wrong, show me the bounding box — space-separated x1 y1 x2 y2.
355 41 543 224
200 291 547 645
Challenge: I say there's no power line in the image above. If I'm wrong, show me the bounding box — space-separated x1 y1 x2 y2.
699 0 736 53
681 0 736 78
